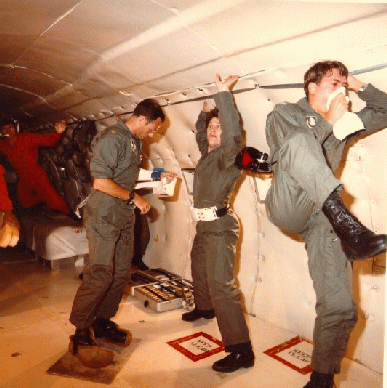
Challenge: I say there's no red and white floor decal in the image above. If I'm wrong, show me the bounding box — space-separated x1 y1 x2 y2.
167 332 225 362
264 336 313 374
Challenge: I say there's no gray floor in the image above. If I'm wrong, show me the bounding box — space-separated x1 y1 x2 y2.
0 247 383 388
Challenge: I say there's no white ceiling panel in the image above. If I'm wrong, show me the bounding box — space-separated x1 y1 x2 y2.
45 0 174 53
15 37 98 82
1 0 387 128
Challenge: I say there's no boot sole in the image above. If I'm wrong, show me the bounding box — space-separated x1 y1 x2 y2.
212 359 255 373
182 316 215 322
346 241 387 261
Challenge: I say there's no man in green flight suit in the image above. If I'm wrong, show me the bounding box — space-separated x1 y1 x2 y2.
264 61 387 388
69 99 176 367
182 74 255 373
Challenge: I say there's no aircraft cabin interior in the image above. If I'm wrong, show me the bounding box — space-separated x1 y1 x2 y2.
0 1 386 387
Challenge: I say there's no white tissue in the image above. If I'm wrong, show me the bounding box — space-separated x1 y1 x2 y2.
326 87 364 141
326 86 349 110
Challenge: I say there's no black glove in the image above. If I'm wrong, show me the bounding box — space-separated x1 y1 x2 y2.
235 147 271 173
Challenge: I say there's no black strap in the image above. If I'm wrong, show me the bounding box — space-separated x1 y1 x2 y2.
216 207 228 217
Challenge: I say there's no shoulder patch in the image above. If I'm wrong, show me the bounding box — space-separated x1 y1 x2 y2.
306 116 317 128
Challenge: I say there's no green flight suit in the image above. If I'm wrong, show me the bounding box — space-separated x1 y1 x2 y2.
265 84 387 373
191 91 252 353
70 120 140 329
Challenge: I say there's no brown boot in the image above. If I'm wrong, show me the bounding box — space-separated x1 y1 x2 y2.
69 328 114 368
322 189 386 261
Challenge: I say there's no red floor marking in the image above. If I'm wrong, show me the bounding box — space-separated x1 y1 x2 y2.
167 332 225 362
264 336 313 375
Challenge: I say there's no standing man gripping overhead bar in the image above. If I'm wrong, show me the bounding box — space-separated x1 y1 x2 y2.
182 74 255 373
263 61 387 388
69 99 176 368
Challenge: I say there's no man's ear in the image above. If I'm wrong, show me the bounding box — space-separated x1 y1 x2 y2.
308 82 317 96
138 115 148 126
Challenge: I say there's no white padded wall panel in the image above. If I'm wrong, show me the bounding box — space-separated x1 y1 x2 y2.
144 192 195 278
241 179 315 340
152 102 203 167
233 88 277 152
141 102 202 277
143 184 196 279
232 176 261 313
348 263 385 374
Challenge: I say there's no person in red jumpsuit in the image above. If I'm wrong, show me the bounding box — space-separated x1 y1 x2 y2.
0 121 71 215
0 164 19 247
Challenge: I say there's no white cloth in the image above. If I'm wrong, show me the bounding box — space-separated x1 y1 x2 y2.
137 168 153 181
326 87 364 141
333 112 364 141
134 177 177 197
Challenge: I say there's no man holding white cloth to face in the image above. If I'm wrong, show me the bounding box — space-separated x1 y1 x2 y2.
264 60 387 388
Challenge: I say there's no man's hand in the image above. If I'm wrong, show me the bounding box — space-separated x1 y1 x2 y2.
202 100 213 113
325 93 349 126
347 75 363 93
55 121 66 134
160 171 177 183
215 74 239 92
133 193 151 214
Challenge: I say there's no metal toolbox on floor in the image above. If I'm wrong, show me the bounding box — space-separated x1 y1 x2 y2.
133 284 183 312
130 269 194 312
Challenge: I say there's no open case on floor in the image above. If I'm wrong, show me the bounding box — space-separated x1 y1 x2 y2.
129 268 194 312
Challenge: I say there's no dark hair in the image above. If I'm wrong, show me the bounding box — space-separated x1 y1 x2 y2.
133 99 165 123
205 107 219 128
304 61 348 98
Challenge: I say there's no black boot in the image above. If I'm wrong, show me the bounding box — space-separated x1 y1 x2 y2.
303 371 334 388
69 328 96 355
132 255 149 271
212 349 255 373
322 189 386 261
92 317 130 345
182 308 215 322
